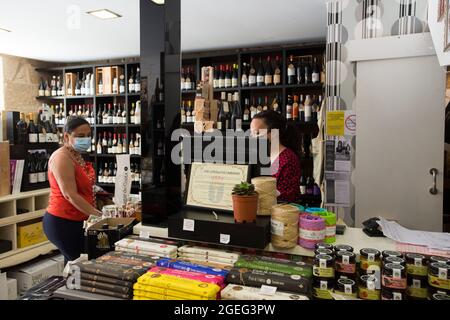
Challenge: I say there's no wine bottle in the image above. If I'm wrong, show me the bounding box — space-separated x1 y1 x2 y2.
306 176 314 195
312 57 320 84
181 68 186 90
286 95 293 121
119 74 126 94
217 92 227 130
28 154 38 184
250 98 257 119
187 101 194 123
212 66 219 89
129 134 135 155
287 55 296 85
129 68 135 93
97 134 102 154
98 163 104 183
80 72 86 95
112 133 117 154
262 96 269 111
297 59 304 84
56 76 63 96
122 133 128 154
256 57 265 87
273 56 281 85
272 94 281 114
44 80 51 97
292 95 299 122
304 58 311 84
243 98 250 122
84 74 90 96
241 63 248 87
135 67 141 92
121 103 127 124
249 58 256 87
37 153 46 183
112 104 118 124
134 101 141 125
51 115 59 142
157 140 164 156
51 76 57 96
107 104 113 124
116 134 123 154
135 134 141 155
225 65 232 88
181 101 186 124
38 78 45 96
264 56 273 86
304 95 312 122
185 67 192 91
98 73 104 95
129 103 135 124
231 92 243 131
256 97 263 115
28 114 38 143
159 81 164 102
107 132 113 154
232 64 238 88
300 175 306 195
218 65 225 89
299 94 305 117
16 113 28 144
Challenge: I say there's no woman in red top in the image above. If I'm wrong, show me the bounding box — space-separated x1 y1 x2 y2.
251 111 301 202
43 116 101 264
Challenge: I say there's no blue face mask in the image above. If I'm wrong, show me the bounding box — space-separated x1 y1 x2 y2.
72 137 91 153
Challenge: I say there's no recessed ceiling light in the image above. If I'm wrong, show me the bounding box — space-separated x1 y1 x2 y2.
0 27 11 33
87 9 122 20
151 0 165 4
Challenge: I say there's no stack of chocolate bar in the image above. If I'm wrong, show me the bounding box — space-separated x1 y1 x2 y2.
156 258 230 278
221 284 309 300
114 237 178 258
133 269 222 300
177 245 240 268
69 251 158 299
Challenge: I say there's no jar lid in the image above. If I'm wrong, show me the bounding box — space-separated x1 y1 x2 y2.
384 256 405 266
431 293 450 300
360 248 381 259
405 253 427 265
430 256 450 265
429 262 450 279
336 250 356 263
381 287 405 300
383 263 406 277
315 243 334 251
382 250 403 259
314 254 335 268
315 248 334 256
335 278 356 293
334 244 354 253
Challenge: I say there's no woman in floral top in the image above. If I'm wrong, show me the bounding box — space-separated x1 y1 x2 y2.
251 110 301 202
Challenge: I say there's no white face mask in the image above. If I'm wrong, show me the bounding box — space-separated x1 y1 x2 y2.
72 137 91 152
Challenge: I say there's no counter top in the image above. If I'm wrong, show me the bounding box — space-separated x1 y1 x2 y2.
133 222 397 258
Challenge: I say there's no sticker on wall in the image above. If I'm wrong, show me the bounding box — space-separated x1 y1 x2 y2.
326 111 356 136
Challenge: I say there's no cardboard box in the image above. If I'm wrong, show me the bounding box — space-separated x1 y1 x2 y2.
50 255 65 276
86 218 135 259
7 278 17 300
17 220 47 249
0 273 7 300
7 259 59 295
0 141 11 196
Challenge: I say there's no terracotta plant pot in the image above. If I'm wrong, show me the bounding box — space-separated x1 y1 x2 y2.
232 193 258 223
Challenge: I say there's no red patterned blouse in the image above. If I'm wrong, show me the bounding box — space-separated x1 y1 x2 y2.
272 148 301 202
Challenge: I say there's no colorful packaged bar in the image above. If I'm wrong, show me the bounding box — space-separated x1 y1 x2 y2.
133 295 158 300
178 245 241 260
115 246 177 258
96 251 160 267
71 260 148 282
78 285 130 299
234 255 312 278
226 267 310 294
156 258 229 277
177 253 237 266
133 290 188 300
221 284 309 300
133 283 213 300
80 279 132 294
115 238 178 256
81 273 134 288
137 271 221 299
177 258 233 270
149 267 225 287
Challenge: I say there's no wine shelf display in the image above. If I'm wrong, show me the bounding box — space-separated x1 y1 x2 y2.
35 61 143 194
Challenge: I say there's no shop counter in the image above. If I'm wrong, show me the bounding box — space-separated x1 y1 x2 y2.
133 222 397 258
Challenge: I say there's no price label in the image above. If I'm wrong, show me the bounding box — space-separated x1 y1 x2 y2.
260 285 277 296
183 219 195 232
139 231 150 238
220 234 230 244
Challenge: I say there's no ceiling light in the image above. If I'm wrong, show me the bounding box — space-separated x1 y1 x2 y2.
151 0 165 4
87 9 122 20
0 27 11 33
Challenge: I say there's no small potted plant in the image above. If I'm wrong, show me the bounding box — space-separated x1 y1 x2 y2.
232 181 258 223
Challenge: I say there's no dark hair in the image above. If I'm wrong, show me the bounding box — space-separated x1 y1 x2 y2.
253 110 301 156
64 116 90 134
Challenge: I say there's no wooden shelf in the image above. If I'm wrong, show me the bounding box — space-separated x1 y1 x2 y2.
96 94 126 98
0 241 57 269
240 85 283 91
95 124 128 128
36 96 64 100
0 189 50 203
0 209 46 228
65 95 95 99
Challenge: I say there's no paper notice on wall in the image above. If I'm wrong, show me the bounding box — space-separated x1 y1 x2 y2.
325 138 352 172
325 171 351 206
114 155 132 206
326 111 356 136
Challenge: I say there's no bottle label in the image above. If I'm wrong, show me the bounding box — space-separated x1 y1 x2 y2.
120 85 125 94
184 81 191 90
223 102 229 113
213 79 218 88
135 116 141 125
232 78 238 87
135 84 141 92
241 76 248 86
29 173 38 184
257 75 264 84
98 85 103 94
274 74 281 84
218 79 224 88
251 111 256 118
38 133 46 143
312 73 320 83
181 115 186 123
243 114 249 121
236 119 242 131
97 146 102 154
225 79 232 88
37 172 46 183
249 75 256 85
29 134 38 143
129 84 135 92
288 66 295 76
300 186 306 194
265 75 273 85
217 122 222 130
